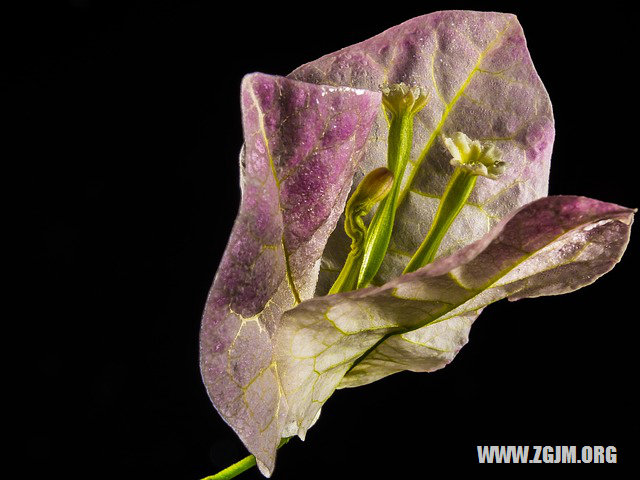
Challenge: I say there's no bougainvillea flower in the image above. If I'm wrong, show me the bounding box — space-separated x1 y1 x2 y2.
199 11 633 476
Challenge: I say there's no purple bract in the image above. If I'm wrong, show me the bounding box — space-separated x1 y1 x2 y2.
199 12 633 476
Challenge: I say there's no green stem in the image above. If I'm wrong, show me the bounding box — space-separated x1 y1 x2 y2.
201 438 290 480
404 169 477 273
201 454 256 480
329 249 363 294
329 167 393 295
354 83 428 289
357 114 414 288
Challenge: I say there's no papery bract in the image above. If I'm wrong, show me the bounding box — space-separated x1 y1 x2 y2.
199 72 380 474
200 11 633 477
289 10 555 293
274 196 633 438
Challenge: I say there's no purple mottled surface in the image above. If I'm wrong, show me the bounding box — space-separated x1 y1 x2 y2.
275 196 634 432
199 73 380 475
200 11 633 477
288 10 555 293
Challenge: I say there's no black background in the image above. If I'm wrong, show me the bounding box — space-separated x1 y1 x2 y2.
11 1 637 478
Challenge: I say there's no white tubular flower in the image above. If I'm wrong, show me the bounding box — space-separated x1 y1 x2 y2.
443 132 506 179
380 82 429 118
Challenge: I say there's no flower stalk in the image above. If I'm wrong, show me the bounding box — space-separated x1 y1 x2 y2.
201 454 256 480
357 83 429 288
329 167 394 294
201 438 291 480
404 132 506 273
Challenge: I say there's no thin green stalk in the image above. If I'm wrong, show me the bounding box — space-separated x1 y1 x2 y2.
329 249 363 294
357 84 429 288
404 132 506 274
329 167 393 294
201 454 256 480
403 169 476 273
201 438 290 480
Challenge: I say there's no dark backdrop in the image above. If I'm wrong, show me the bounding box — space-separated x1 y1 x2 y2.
11 1 637 478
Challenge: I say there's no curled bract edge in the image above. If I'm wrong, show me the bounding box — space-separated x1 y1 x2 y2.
199 11 633 476
199 72 382 475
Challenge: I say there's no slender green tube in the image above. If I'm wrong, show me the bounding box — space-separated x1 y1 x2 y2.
329 251 362 295
201 438 290 480
403 170 476 273
404 132 506 274
357 84 429 288
330 167 393 294
201 454 256 480
356 117 410 288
